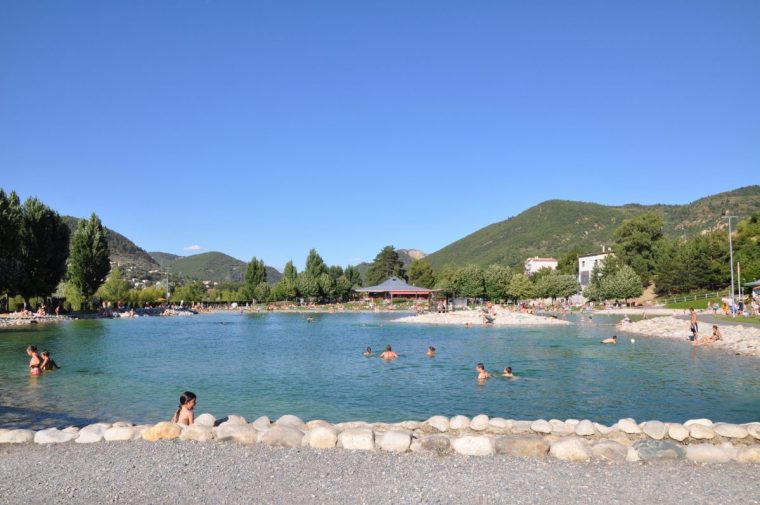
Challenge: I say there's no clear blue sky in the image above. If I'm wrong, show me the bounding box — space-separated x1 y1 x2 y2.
2 1 758 270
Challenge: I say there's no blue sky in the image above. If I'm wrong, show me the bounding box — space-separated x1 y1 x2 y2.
2 1 758 271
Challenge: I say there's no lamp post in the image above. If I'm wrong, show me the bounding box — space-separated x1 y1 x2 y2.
722 214 737 317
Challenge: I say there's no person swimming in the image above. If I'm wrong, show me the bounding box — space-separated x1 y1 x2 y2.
502 366 514 378
601 335 617 344
26 345 43 376
427 346 436 357
171 391 197 425
363 347 372 356
379 345 398 360
476 362 491 381
40 351 60 370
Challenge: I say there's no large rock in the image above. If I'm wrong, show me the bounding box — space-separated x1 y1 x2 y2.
633 440 685 461
449 415 471 431
424 416 450 433
194 413 216 427
396 420 421 431
592 441 627 462
214 424 259 444
575 420 595 437
642 421 668 440
76 423 110 444
684 418 713 428
34 429 76 444
617 418 642 434
735 445 760 463
380 430 411 452
62 426 80 434
549 421 574 436
338 428 374 451
308 426 338 449
487 418 511 434
251 416 272 431
418 434 452 454
451 435 494 456
180 424 214 442
259 426 304 448
511 420 533 434
104 426 137 442
334 421 371 431
494 435 549 458
689 424 716 440
470 415 489 431
220 415 247 426
275 415 306 430
744 423 760 440
531 420 552 434
667 423 689 442
142 422 182 442
713 423 749 439
686 443 732 463
594 423 614 435
549 437 591 461
626 446 640 462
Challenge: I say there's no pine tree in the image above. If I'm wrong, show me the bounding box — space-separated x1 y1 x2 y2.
365 246 405 286
68 213 111 306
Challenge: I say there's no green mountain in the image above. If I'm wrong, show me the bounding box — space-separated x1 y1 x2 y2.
149 251 282 284
426 186 760 270
62 216 160 275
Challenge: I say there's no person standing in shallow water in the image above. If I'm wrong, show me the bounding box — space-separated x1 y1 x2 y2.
379 345 397 360
689 308 699 341
171 391 197 425
26 346 43 376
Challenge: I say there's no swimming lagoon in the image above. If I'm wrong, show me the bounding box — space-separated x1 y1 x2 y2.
1 312 759 429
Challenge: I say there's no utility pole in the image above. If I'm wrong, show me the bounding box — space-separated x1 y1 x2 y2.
722 214 737 318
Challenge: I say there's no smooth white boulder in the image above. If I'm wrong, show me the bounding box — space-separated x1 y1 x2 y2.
214 424 259 444
0 429 35 444
617 418 642 434
449 415 471 430
592 440 628 462
380 430 411 452
745 423 760 440
667 423 689 442
142 422 182 442
549 437 592 461
180 424 214 442
626 446 640 462
470 414 489 431
259 426 304 448
575 420 595 436
396 420 421 430
76 424 110 444
104 426 137 442
194 413 216 427
221 415 247 426
275 414 306 430
686 443 732 463
684 418 713 428
308 426 338 449
689 424 716 440
594 423 614 435
338 428 374 451
511 420 533 434
424 416 450 433
735 445 760 463
531 420 552 434
487 418 511 433
642 421 668 440
549 421 574 436
251 416 271 431
34 429 77 444
713 423 749 439
451 435 494 456
62 426 79 434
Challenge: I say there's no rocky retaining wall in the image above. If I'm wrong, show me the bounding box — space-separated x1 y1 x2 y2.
2 415 759 464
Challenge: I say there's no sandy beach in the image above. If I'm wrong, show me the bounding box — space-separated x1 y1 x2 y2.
394 307 571 326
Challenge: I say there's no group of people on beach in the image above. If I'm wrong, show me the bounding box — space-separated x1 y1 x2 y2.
25 345 60 376
689 308 723 346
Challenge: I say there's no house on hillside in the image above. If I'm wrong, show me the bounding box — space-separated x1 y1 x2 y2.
524 257 558 276
578 247 612 289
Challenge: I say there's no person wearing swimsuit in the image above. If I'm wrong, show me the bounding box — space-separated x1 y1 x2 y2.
171 391 197 425
27 345 43 376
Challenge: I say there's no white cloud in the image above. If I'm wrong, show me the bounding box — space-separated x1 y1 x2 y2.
183 244 202 251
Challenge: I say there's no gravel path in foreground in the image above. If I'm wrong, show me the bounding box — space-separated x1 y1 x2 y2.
1 442 758 505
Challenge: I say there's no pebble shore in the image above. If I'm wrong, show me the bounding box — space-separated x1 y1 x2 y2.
3 414 759 465
395 309 571 326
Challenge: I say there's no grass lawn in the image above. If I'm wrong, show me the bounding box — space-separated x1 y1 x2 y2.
664 299 713 310
714 315 760 325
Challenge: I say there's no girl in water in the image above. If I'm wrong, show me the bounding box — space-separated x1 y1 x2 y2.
26 345 43 376
41 351 60 370
502 366 514 378
171 391 197 425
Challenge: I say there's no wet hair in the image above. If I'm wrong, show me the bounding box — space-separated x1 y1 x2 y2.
504 367 512 374
476 362 485 370
612 335 617 339
386 345 392 351
365 347 371 352
26 345 37 352
173 391 197 423
42 351 50 357
429 346 435 351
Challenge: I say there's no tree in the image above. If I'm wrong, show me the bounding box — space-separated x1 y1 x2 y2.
174 281 205 303
435 264 461 291
283 260 298 281
483 264 512 301
271 277 297 301
653 238 681 296
318 272 335 301
244 257 267 300
407 260 435 288
734 212 760 283
556 249 580 276
605 265 644 302
297 274 320 300
327 265 344 281
253 281 271 303
304 249 327 278
68 213 111 306
365 245 406 286
612 212 664 285
344 265 362 288
453 264 485 299
334 275 353 301
16 198 70 304
507 273 534 302
97 267 130 303
0 189 22 300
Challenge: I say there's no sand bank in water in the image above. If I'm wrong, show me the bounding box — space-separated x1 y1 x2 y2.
394 308 571 326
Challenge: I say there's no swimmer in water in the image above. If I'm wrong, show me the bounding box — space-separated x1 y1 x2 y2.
379 345 398 360
26 345 43 376
40 351 60 370
476 362 491 381
427 346 436 357
502 366 514 378
306 316 314 323
601 335 617 344
363 347 372 356
171 391 197 425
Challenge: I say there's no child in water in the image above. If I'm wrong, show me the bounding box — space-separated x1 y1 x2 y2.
476 363 491 381
363 347 372 356
171 391 197 425
502 366 514 378
427 346 436 357
41 351 60 370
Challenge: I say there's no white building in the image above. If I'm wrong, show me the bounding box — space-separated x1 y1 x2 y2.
524 257 558 276
578 248 612 288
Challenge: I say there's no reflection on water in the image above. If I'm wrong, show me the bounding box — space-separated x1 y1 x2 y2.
1 312 759 429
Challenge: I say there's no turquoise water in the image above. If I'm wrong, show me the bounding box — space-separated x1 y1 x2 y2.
1 312 759 429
